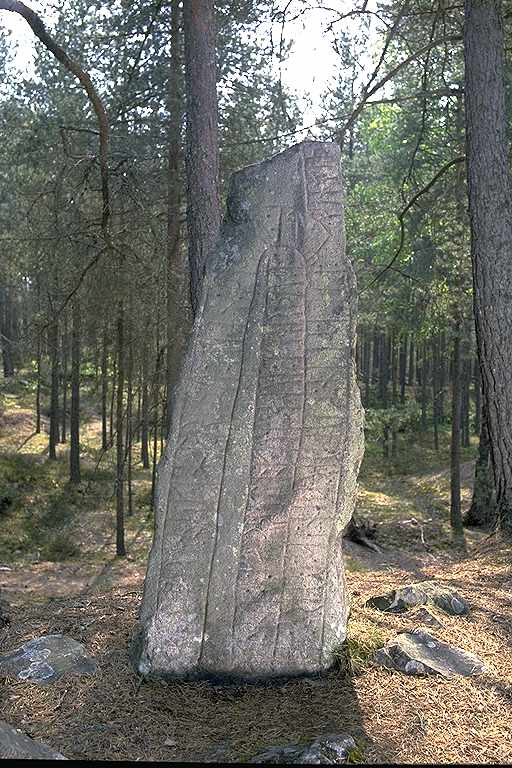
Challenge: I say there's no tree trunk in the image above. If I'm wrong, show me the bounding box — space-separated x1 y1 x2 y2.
432 337 439 451
461 354 471 448
473 355 481 435
439 330 446 421
408 333 415 385
450 321 465 542
141 343 150 469
101 324 108 452
151 358 160 509
0 285 15 378
399 333 407 404
115 300 126 557
378 331 389 407
126 318 133 517
465 0 512 535
35 331 41 434
48 317 60 460
183 0 221 315
365 333 373 405
135 369 141 443
420 342 428 432
91 320 99 387
372 329 380 383
69 297 81 484
60 312 68 443
391 333 397 404
166 0 191 432
465 401 496 529
356 335 362 380
109 354 116 449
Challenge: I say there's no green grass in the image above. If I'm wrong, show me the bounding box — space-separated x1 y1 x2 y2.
336 626 387 676
0 369 156 565
0 451 90 562
346 740 367 764
344 555 370 573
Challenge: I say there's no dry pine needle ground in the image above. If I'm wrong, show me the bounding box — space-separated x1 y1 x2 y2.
0 544 511 763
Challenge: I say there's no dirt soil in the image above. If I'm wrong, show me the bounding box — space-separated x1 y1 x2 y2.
1 534 511 764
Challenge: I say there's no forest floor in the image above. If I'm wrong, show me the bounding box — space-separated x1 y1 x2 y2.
0 374 511 763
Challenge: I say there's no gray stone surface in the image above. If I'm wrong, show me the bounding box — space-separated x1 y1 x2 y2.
366 581 469 616
375 629 486 677
409 606 444 629
249 733 356 764
134 141 364 681
0 720 67 759
0 634 96 684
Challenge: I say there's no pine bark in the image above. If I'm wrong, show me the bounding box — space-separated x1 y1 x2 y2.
1 286 15 378
141 343 150 469
183 0 221 315
115 301 126 556
465 401 496 529
438 331 446 421
432 337 440 451
408 333 415 385
399 333 407 404
101 324 109 452
420 342 428 432
48 317 60 460
35 332 41 434
450 322 464 541
365 333 373 405
109 354 116 448
60 313 68 443
166 0 191 431
461 354 471 449
465 0 512 534
391 333 398 404
69 297 81 484
378 331 389 407
473 355 482 435
151 354 160 509
126 319 133 517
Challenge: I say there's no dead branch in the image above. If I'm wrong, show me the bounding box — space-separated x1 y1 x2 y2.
0 0 110 234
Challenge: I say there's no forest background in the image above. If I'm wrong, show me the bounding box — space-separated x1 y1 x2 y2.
1 2 512 763
1 0 493 556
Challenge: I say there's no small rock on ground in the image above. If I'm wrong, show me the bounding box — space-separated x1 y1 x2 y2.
0 720 67 759
249 733 356 764
0 633 96 685
366 580 469 616
375 628 485 677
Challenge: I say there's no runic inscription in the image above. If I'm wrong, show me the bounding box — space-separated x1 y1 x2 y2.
132 141 364 681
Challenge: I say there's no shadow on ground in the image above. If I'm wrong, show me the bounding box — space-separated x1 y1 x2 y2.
0 587 374 763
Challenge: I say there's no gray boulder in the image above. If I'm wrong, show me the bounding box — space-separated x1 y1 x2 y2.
133 141 364 681
366 580 469 616
0 720 66 759
0 634 96 684
249 733 356 764
375 629 486 677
